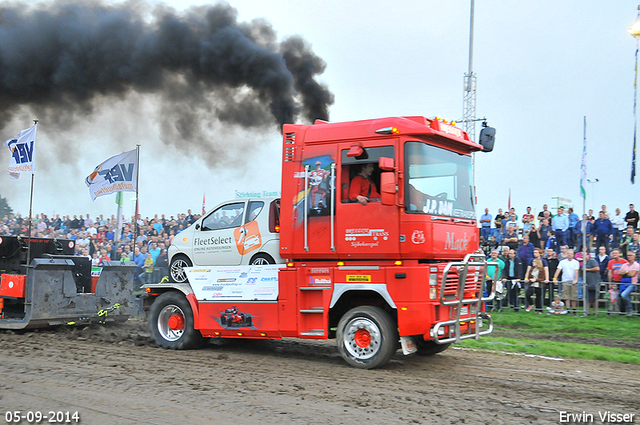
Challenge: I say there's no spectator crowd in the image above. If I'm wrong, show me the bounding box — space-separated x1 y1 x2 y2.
0 209 203 286
479 203 639 317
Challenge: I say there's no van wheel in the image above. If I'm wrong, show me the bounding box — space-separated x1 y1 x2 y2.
415 339 451 356
250 253 274 265
170 255 192 283
336 306 398 369
148 292 206 349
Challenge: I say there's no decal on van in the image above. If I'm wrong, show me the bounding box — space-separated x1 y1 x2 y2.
234 220 262 255
193 236 234 254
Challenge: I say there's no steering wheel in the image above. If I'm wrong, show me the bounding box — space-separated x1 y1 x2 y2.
434 192 448 199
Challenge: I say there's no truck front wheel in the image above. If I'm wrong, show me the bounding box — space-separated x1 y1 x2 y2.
148 292 206 349
336 306 398 369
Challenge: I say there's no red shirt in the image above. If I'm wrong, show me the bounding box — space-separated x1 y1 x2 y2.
607 258 629 282
349 175 380 201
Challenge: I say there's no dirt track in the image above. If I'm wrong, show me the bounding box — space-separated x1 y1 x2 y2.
0 319 638 425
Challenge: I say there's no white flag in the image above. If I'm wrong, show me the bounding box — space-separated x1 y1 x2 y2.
4 124 37 179
85 149 137 201
580 117 587 199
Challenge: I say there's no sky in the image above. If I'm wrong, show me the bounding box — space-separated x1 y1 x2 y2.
1 0 639 222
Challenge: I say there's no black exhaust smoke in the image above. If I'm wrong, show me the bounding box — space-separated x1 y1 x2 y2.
0 1 334 138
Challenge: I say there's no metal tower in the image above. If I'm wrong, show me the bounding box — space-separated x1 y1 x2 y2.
462 0 476 142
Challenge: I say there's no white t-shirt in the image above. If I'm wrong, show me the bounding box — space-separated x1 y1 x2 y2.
558 258 580 282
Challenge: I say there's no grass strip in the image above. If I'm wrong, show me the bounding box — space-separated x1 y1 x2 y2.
488 310 640 341
459 336 640 363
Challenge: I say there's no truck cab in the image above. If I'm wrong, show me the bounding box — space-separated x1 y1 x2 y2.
279 116 482 261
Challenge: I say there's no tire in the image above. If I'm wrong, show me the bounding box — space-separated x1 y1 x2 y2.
249 253 275 265
148 292 206 349
336 306 398 369
169 255 192 283
415 339 451 356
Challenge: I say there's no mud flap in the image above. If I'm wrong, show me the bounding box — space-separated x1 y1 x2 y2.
400 336 417 355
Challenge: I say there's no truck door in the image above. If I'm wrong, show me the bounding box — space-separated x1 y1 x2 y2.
192 201 246 266
335 144 400 258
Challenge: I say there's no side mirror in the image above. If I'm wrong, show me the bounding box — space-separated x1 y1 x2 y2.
380 172 396 205
478 126 496 152
195 224 200 230
378 157 395 171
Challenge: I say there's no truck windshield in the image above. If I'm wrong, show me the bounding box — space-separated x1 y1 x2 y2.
405 141 475 219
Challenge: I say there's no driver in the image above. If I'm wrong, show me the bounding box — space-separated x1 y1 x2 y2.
348 163 380 205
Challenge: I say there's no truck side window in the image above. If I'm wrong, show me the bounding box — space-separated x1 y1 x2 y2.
201 203 245 231
340 146 394 203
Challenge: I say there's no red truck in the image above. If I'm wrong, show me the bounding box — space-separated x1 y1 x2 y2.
144 116 497 369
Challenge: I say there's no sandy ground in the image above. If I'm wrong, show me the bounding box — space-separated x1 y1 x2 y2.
0 319 638 425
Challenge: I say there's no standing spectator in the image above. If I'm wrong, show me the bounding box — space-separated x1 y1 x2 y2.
148 242 161 263
155 249 169 278
583 252 601 316
553 249 580 314
528 220 540 249
122 244 133 261
485 249 505 311
538 204 551 224
502 249 524 311
611 208 626 249
522 216 532 238
620 226 635 257
593 211 613 254
552 206 569 247
504 213 519 233
625 204 639 229
503 226 519 250
522 207 534 225
524 248 549 313
574 214 592 252
518 235 535 265
595 246 610 282
544 248 559 303
84 214 93 228
499 246 510 264
545 229 559 254
537 218 550 250
486 234 499 254
587 209 595 221
75 232 90 253
607 249 628 314
628 234 640 255
139 252 155 286
618 251 639 317
480 208 492 241
98 248 111 265
567 207 579 249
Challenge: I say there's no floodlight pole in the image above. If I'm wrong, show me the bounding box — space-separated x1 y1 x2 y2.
462 0 477 143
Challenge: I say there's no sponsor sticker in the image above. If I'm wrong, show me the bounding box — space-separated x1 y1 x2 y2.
346 275 371 283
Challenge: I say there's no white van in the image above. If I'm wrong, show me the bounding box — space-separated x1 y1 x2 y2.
168 197 282 282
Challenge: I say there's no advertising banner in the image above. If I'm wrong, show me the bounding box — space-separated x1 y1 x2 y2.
185 265 282 301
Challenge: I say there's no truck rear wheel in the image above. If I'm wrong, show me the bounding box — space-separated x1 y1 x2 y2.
336 306 398 369
415 339 451 356
148 292 206 349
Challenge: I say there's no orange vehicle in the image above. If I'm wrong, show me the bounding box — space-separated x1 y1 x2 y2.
144 116 497 369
